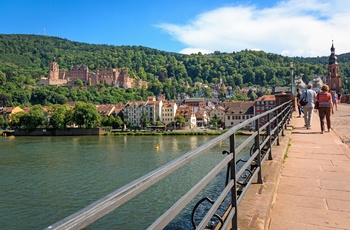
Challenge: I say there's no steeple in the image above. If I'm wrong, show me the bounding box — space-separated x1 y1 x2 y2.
330 40 335 53
328 40 337 65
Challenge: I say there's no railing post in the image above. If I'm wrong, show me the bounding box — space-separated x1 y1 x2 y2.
230 133 238 230
255 118 263 184
267 112 273 160
289 101 293 122
287 101 292 124
281 105 285 137
275 108 280 146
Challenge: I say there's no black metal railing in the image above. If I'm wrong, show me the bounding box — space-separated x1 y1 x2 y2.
45 100 293 230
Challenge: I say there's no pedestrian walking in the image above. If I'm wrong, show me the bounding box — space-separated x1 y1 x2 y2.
317 84 334 134
331 91 338 111
303 84 317 129
296 88 304 117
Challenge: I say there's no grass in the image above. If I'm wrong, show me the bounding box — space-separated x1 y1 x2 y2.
284 139 292 163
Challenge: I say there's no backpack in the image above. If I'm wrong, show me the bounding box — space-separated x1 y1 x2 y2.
299 91 308 106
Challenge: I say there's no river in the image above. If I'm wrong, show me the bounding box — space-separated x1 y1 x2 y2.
0 135 250 229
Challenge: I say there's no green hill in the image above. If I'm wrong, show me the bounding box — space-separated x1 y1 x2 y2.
0 34 349 106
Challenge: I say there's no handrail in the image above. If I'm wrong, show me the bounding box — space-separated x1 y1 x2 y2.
45 99 293 230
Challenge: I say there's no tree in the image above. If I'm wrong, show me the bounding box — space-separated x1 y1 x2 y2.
209 115 221 129
0 71 6 86
9 111 26 129
64 108 74 127
249 91 258 101
204 87 212 98
140 113 150 129
154 120 164 126
76 79 84 87
101 116 111 127
20 105 45 129
112 116 124 129
0 116 5 128
174 114 186 127
73 102 101 128
50 104 69 129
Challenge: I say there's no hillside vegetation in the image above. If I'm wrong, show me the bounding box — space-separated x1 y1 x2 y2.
0 34 349 107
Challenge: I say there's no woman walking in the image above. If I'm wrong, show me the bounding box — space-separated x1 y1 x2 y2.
317 84 334 134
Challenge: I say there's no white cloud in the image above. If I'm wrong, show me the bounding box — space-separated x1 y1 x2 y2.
157 0 350 57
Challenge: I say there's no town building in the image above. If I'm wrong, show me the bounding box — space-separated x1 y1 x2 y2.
224 101 255 129
254 95 276 127
183 98 206 108
176 105 196 130
143 96 163 125
209 105 226 127
161 101 178 124
195 109 209 127
123 101 147 127
95 104 116 117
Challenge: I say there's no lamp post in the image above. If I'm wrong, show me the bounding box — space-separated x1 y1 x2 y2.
346 79 348 95
290 62 294 94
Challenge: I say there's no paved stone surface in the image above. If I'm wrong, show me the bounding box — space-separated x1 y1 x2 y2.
330 103 350 146
236 103 350 230
268 103 350 230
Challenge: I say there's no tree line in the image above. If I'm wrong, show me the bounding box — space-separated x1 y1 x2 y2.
1 102 123 130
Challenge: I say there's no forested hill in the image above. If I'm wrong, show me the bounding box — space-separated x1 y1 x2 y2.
0 34 349 106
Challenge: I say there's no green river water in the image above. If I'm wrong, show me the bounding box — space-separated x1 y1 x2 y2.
0 135 249 229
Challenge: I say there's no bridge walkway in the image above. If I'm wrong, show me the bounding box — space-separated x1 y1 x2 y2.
268 110 350 229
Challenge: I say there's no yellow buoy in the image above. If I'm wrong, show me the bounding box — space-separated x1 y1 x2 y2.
155 144 159 150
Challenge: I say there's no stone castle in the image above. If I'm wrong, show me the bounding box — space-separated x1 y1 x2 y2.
39 62 148 88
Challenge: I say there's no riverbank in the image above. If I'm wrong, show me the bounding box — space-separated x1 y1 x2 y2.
0 128 226 136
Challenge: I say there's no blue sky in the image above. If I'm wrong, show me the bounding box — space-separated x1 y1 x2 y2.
1 0 349 57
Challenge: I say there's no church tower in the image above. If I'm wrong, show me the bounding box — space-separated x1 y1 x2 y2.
327 41 342 93
49 62 59 81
